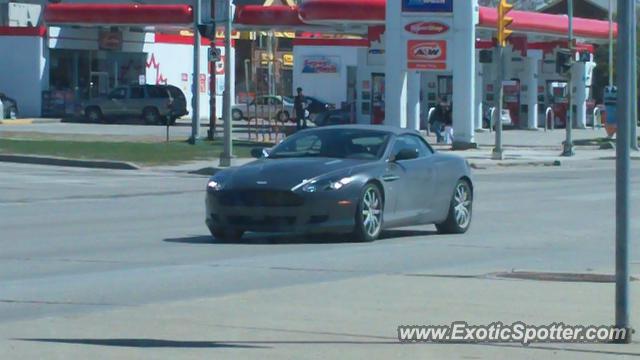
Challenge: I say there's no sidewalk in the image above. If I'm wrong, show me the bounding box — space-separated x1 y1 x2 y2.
1 270 637 359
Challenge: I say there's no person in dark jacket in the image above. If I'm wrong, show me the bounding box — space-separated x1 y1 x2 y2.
294 87 307 131
429 97 447 143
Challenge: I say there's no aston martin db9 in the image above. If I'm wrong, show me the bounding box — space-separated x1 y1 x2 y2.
205 125 473 242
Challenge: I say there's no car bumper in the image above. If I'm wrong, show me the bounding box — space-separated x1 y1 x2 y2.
205 189 358 234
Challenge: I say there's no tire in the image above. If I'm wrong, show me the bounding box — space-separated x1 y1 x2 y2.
85 106 103 123
276 110 290 123
436 179 473 234
142 107 161 125
352 183 383 242
232 109 243 121
209 227 245 241
7 107 17 120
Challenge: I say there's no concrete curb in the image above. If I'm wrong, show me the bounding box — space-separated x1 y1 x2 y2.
0 119 33 125
0 154 139 170
468 160 562 170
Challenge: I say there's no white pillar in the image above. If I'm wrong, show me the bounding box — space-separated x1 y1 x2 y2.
451 0 477 147
525 54 540 129
573 61 587 129
407 71 420 130
475 54 484 130
384 1 407 128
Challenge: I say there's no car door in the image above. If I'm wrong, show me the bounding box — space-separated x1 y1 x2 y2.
104 87 127 116
127 86 145 116
383 134 436 224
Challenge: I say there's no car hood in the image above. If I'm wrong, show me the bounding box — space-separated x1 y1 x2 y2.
222 157 372 190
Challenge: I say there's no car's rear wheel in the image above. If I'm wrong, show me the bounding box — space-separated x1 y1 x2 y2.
232 109 243 121
353 183 383 242
142 107 161 125
436 179 473 234
209 227 245 241
276 110 289 123
85 106 103 123
7 107 17 120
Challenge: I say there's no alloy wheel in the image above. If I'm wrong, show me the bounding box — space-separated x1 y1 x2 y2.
453 183 472 229
361 187 382 237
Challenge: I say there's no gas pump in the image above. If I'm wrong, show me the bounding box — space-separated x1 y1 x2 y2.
371 73 385 124
549 81 569 127
503 80 520 126
603 85 617 137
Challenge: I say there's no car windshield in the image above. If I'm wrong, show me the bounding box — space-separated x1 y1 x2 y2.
268 129 390 160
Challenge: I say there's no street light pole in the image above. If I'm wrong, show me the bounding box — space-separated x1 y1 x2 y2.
219 0 233 167
189 0 202 145
562 0 575 156
608 0 614 87
614 0 632 343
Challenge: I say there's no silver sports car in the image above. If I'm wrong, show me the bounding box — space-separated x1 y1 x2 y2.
205 125 473 242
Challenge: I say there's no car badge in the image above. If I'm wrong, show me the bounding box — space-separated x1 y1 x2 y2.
256 180 268 185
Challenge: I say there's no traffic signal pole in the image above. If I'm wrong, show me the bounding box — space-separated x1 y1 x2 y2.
219 0 233 167
492 0 513 161
561 0 575 156
614 0 632 343
189 0 202 145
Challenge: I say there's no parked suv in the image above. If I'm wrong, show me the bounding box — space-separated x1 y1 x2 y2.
84 85 187 125
0 92 19 119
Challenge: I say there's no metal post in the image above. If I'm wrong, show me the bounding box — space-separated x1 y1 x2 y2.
614 0 632 343
492 46 504 160
631 4 638 151
208 0 217 141
562 0 575 156
219 0 233 166
489 107 496 133
609 0 614 87
189 0 201 145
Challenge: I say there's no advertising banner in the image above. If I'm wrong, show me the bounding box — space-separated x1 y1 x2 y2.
407 40 448 70
302 56 340 74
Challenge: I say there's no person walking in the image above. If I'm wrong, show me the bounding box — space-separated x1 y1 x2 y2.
443 101 454 144
429 97 446 143
294 87 307 131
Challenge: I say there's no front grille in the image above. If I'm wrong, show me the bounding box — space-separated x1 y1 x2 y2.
227 215 297 226
216 190 304 207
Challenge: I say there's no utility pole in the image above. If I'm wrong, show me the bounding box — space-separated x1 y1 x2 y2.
608 0 614 87
561 0 575 156
189 0 201 145
219 0 233 167
614 0 632 344
492 0 513 161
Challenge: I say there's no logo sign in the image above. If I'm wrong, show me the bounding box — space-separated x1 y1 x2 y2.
302 56 340 74
402 0 453 13
407 40 447 70
404 21 449 35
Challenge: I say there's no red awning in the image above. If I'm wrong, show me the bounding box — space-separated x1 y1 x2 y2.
44 4 193 25
234 5 304 27
299 0 385 24
478 7 617 39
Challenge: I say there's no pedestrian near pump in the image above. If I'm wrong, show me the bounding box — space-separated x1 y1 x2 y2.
429 97 447 143
294 87 307 131
444 101 454 144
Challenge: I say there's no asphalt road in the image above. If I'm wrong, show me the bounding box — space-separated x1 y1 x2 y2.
0 161 639 326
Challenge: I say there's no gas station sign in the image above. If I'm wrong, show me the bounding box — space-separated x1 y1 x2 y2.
407 40 448 70
402 0 453 13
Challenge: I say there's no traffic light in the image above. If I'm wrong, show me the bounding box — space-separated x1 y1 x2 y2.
497 0 513 47
556 49 572 75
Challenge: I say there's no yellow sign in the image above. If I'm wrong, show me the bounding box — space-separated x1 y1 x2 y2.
282 53 294 67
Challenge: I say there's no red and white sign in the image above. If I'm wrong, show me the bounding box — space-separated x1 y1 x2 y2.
404 21 449 35
407 40 447 70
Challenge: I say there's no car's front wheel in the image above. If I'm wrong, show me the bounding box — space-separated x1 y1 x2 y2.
276 110 290 123
232 109 244 121
436 179 473 234
142 107 161 125
85 106 103 123
353 183 383 242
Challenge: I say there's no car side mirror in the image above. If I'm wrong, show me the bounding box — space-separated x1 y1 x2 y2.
392 148 419 162
251 147 270 159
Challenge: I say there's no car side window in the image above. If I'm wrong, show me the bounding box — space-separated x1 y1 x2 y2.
391 134 432 159
108 88 127 100
130 86 144 99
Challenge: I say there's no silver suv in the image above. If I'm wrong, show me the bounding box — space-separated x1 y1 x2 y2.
84 85 187 125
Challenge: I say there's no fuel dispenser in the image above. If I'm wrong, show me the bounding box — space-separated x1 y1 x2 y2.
603 85 617 137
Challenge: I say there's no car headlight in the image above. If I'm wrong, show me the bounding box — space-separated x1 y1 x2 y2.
299 177 354 193
207 179 224 191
